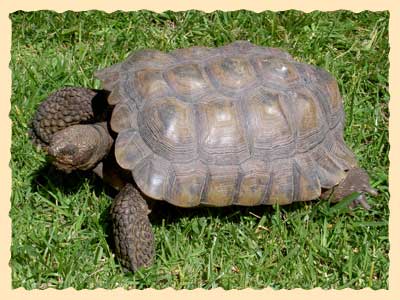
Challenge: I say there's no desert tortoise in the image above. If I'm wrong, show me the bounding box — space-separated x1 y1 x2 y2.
30 41 377 272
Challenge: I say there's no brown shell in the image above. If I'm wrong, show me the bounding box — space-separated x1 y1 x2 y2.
95 41 357 207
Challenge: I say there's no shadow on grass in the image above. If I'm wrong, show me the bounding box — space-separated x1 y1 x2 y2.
31 162 117 197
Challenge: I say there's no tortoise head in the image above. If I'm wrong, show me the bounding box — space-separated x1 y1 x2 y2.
48 123 113 173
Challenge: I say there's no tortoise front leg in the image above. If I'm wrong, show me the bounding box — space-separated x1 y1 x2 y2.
322 167 378 209
30 87 109 149
111 184 155 272
30 87 113 172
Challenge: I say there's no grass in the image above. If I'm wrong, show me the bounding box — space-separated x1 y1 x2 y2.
9 10 389 289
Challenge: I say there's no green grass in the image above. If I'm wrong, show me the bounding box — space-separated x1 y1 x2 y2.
10 10 389 289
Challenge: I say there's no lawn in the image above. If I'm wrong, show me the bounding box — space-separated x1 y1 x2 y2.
9 10 389 289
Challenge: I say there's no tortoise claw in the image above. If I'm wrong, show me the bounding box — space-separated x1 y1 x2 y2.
352 184 378 210
349 194 371 211
364 186 378 197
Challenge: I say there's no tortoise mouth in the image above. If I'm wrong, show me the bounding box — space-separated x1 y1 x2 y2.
48 141 96 173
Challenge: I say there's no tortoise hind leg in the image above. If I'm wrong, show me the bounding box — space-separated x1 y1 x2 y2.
111 184 155 272
322 167 378 210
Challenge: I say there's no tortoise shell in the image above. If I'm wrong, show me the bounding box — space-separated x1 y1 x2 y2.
95 41 357 207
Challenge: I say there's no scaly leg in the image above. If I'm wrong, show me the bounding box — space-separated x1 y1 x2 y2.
111 184 155 272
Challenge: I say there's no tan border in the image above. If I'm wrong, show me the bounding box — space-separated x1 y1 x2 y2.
1 0 398 299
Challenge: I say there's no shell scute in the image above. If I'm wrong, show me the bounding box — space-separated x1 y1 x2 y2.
165 63 211 96
132 155 171 200
115 129 152 171
253 56 300 86
202 165 239 207
237 160 271 206
167 161 207 207
133 68 171 101
246 87 294 160
206 56 257 90
197 95 250 164
138 97 197 163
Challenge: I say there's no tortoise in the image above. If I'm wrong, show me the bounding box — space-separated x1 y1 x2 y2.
30 41 377 272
